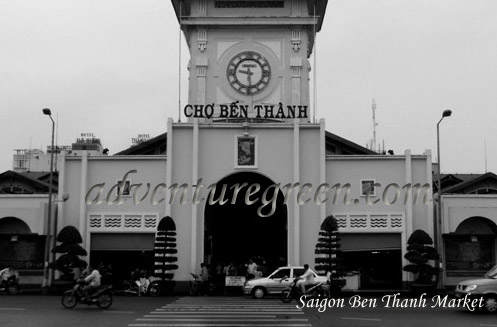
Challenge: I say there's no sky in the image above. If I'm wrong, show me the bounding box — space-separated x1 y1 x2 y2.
1 0 496 174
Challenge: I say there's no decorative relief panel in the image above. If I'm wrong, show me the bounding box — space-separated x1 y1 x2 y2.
291 0 302 14
197 0 207 14
291 29 301 52
333 213 405 232
88 213 159 232
198 28 207 53
291 66 301 77
215 1 284 8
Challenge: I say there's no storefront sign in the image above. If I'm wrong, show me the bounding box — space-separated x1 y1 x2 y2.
225 276 246 286
184 102 308 119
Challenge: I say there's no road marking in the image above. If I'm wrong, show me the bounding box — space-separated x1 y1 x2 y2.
130 324 312 327
129 296 311 327
480 325 497 327
341 316 382 322
155 308 303 314
146 315 277 318
0 308 26 311
103 311 136 314
137 318 309 322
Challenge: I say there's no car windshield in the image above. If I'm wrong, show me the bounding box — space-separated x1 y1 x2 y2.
485 265 497 279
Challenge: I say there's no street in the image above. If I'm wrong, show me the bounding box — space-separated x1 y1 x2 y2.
1 294 497 327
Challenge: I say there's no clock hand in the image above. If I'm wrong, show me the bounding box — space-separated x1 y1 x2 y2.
238 70 254 76
247 67 252 85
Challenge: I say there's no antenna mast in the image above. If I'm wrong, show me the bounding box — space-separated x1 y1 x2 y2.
372 99 378 152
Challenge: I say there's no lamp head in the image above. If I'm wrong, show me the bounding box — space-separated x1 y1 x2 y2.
42 108 52 116
442 110 452 118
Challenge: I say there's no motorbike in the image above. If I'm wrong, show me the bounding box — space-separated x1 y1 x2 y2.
0 276 20 295
189 273 201 295
124 275 161 297
280 277 326 303
61 280 113 309
189 273 218 296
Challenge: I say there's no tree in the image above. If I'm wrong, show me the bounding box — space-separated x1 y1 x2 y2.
315 215 345 289
49 225 87 280
403 229 439 284
153 216 178 291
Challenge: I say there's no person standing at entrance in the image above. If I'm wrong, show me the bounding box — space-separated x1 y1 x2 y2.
246 259 257 280
200 263 209 295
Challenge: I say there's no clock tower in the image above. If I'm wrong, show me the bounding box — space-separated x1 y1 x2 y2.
171 0 328 121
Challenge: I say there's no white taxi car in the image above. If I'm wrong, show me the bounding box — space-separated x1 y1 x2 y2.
243 266 327 299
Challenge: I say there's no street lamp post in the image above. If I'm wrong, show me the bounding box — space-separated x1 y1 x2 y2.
42 108 55 289
435 109 452 290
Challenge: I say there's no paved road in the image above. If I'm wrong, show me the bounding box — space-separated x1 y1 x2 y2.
128 296 311 327
0 295 172 327
2 294 497 327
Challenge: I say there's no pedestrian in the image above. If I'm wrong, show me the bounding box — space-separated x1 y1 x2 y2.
246 259 257 280
200 263 209 295
261 260 269 277
254 266 263 279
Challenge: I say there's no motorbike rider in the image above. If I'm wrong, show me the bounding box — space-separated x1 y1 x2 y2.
0 266 19 288
81 266 101 301
137 270 151 293
296 264 314 295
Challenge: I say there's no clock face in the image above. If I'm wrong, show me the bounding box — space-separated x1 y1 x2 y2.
227 51 271 95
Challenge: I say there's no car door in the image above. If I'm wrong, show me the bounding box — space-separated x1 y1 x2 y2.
266 268 292 294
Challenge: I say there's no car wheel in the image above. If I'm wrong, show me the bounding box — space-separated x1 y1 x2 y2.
484 295 497 313
252 287 266 299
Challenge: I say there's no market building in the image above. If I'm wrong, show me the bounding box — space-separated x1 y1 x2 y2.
50 0 434 291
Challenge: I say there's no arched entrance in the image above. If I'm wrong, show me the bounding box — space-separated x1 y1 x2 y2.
204 172 287 269
445 216 497 273
0 217 44 269
0 217 31 234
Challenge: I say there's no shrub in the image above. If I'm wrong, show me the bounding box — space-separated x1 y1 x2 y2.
49 225 87 278
403 229 439 284
315 215 345 289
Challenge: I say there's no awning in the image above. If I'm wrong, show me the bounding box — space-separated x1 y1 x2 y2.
339 233 401 252
91 233 155 251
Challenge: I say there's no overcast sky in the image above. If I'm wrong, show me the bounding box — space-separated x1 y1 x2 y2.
1 0 496 175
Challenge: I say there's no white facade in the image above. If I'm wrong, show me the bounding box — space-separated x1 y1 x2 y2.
57 119 433 289
0 195 48 235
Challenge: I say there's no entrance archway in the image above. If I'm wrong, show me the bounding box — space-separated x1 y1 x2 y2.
0 217 31 234
204 172 287 269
